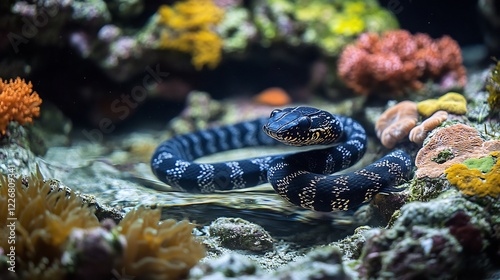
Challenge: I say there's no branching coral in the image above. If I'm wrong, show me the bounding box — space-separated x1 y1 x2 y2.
445 152 500 198
415 124 500 178
409 110 448 145
0 77 42 135
0 168 100 279
157 0 224 70
375 101 418 148
337 30 467 96
115 207 205 280
417 92 467 117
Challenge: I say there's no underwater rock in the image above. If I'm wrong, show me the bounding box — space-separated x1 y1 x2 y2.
209 217 274 252
358 195 495 280
189 253 261 279
0 123 40 176
189 246 350 280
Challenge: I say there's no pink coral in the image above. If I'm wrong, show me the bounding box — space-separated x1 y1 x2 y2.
375 101 418 148
337 30 467 96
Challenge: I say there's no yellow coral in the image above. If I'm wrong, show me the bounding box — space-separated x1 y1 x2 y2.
445 152 500 198
157 0 223 70
0 77 42 135
417 92 467 117
115 207 205 279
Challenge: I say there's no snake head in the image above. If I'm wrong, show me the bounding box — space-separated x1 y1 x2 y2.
263 106 343 146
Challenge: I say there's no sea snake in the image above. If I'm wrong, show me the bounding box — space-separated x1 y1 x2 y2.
151 106 413 212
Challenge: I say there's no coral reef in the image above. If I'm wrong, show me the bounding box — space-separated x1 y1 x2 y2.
0 78 42 135
445 151 500 198
416 92 467 117
486 60 500 114
115 207 205 280
157 0 224 70
358 196 494 280
409 110 448 145
375 101 418 148
337 30 467 96
415 124 500 178
208 217 274 252
252 0 398 55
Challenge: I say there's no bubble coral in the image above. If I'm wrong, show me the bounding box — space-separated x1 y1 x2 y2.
409 110 448 145
0 168 100 279
0 77 42 135
337 30 467 96
375 101 418 148
445 152 500 198
416 92 467 118
115 207 205 280
157 0 224 70
415 124 500 178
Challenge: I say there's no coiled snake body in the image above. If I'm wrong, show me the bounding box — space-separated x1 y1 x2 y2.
151 106 412 211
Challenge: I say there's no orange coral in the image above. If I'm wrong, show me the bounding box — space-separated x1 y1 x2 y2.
337 30 467 96
0 77 42 135
409 110 448 145
253 87 292 106
415 124 500 178
375 101 418 148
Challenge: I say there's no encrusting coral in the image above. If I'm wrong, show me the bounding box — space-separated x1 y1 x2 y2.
0 77 42 135
375 101 418 148
416 92 467 117
415 124 500 178
337 30 467 96
157 0 224 70
409 110 448 145
445 151 500 198
0 169 205 279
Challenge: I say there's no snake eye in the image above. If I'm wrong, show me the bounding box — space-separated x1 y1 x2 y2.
298 116 311 131
270 109 282 118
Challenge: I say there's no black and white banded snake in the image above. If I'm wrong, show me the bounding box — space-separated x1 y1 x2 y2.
151 106 413 212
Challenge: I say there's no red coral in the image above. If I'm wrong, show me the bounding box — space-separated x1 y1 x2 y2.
337 30 467 96
0 77 42 135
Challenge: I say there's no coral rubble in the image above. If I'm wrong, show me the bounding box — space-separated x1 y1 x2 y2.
337 30 467 96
